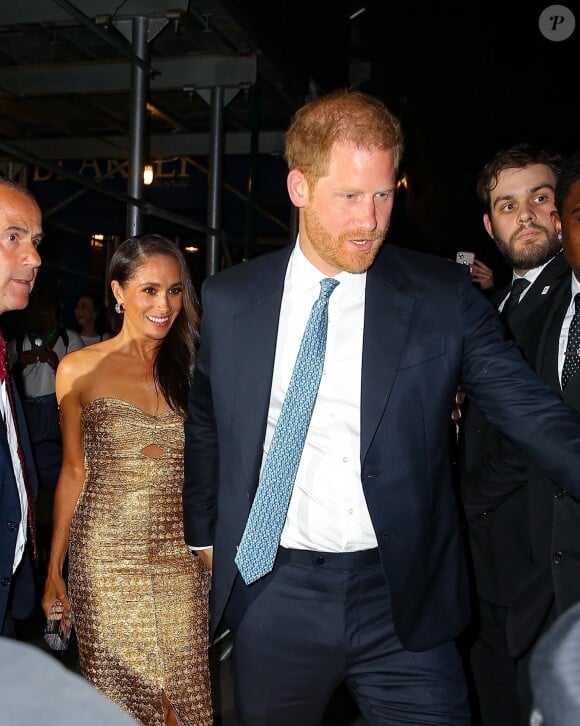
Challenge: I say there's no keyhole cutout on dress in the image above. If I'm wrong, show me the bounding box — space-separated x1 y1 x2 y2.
141 443 164 458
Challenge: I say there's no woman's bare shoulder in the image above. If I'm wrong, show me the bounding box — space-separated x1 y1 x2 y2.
58 339 117 379
57 338 124 405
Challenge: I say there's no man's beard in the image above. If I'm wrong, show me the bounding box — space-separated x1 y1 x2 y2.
495 225 562 271
304 206 387 274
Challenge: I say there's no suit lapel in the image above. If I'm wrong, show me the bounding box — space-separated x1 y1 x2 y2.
492 283 510 310
360 264 414 463
502 252 569 326
536 285 570 391
232 248 291 492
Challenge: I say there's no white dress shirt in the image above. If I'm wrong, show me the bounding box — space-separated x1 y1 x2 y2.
266 240 377 552
0 380 28 571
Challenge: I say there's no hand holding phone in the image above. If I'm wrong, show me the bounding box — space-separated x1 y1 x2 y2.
455 251 475 267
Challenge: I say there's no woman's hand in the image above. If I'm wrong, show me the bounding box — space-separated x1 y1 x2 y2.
195 547 213 573
41 572 71 619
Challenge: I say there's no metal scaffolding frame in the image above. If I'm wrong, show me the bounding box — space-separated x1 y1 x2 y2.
0 1 293 277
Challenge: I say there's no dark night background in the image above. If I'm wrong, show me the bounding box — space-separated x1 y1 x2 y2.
6 0 577 310
221 0 577 283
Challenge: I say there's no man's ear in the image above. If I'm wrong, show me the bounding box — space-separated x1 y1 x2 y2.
482 213 494 241
287 169 309 208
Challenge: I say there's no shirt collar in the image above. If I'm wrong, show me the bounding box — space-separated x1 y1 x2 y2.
513 255 558 286
287 237 366 299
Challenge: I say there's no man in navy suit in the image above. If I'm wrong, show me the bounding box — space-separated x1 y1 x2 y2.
0 178 43 636
183 90 580 724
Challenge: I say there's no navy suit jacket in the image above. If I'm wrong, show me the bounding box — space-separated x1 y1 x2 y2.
183 242 580 651
0 375 38 628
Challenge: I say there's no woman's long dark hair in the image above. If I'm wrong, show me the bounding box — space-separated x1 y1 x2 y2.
109 234 200 416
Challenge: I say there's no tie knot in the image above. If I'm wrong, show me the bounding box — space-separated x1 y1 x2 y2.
319 277 339 300
511 277 530 296
502 277 530 317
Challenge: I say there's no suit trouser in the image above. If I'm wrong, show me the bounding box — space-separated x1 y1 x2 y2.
468 600 521 726
468 599 539 726
227 547 470 726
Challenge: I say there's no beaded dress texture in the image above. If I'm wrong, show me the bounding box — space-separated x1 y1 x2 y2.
68 398 212 726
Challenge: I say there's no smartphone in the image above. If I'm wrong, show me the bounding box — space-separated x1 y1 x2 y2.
455 251 475 268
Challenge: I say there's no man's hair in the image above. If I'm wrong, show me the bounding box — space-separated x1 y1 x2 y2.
476 143 563 212
0 175 38 202
555 149 580 214
284 89 404 188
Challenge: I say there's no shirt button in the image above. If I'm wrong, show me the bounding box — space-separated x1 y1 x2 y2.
342 456 348 463
348 508 353 515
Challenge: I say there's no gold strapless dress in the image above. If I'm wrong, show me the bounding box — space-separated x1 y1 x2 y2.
69 398 212 726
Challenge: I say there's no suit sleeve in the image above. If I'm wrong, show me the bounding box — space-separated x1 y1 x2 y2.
459 275 580 502
183 282 218 547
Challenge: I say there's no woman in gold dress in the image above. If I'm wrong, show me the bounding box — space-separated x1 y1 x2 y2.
42 234 212 726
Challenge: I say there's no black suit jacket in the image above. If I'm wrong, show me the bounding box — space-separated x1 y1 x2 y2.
459 252 570 606
0 375 38 629
183 243 580 652
503 278 580 658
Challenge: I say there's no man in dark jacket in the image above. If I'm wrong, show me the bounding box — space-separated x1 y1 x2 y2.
183 93 580 724
461 149 580 723
0 177 43 636
458 143 569 725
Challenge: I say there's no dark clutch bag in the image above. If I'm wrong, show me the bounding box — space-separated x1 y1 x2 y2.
43 600 72 651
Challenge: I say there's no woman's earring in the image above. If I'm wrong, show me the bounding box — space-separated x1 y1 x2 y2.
115 302 124 314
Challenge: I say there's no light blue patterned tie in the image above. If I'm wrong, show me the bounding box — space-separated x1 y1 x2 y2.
235 277 340 584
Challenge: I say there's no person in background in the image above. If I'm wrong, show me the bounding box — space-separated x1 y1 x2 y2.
463 149 580 724
0 177 42 637
8 285 84 579
470 258 495 293
73 291 112 346
458 144 569 725
183 89 580 725
452 253 497 434
42 234 212 726
528 601 580 726
0 636 139 725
